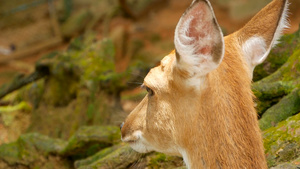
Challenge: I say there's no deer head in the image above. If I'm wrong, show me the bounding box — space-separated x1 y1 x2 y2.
121 0 289 168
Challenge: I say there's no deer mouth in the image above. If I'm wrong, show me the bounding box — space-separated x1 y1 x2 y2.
121 130 142 144
122 138 138 144
121 131 155 153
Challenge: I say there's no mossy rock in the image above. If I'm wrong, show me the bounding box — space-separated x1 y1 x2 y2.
26 37 136 138
75 144 141 169
1 31 152 140
37 36 148 95
74 144 123 168
0 126 121 168
263 113 300 167
0 101 32 144
0 133 71 169
146 152 184 169
257 47 300 130
42 71 79 107
253 27 300 82
38 51 80 107
258 88 300 130
75 145 185 169
0 133 67 166
60 126 121 156
270 156 300 169
252 30 300 129
61 9 93 38
16 79 46 109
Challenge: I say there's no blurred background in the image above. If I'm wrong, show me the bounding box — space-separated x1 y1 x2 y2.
0 0 300 168
0 0 299 86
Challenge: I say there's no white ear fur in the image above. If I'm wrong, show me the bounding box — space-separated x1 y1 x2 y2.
271 1 290 47
242 36 267 72
174 0 224 78
242 0 289 75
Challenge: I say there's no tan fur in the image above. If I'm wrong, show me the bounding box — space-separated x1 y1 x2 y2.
121 0 288 168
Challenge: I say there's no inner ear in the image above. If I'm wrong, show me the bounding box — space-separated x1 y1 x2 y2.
174 0 224 77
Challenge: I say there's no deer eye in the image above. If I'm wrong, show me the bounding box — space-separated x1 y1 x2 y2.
146 86 154 96
144 85 154 96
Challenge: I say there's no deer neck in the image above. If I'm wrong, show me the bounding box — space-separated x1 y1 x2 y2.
178 38 267 169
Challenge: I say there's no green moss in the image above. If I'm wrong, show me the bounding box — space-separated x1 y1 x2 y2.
41 58 80 106
78 144 141 169
259 88 300 130
0 126 122 167
253 27 300 81
0 101 32 126
0 142 22 165
254 35 300 125
175 167 187 169
281 49 300 82
60 126 120 156
255 98 280 116
252 81 295 100
149 153 167 166
0 133 67 166
61 9 93 38
259 48 300 84
263 113 300 167
17 79 46 108
47 37 143 95
146 152 184 169
24 133 66 153
74 144 123 168
0 101 31 113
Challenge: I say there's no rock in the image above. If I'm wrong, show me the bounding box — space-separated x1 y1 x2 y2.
254 31 300 130
61 9 93 38
0 133 67 166
60 126 121 156
263 113 300 168
74 144 123 168
76 145 185 169
0 126 121 169
253 27 300 82
271 156 300 169
259 88 300 130
146 152 184 169
0 101 32 144
76 144 141 169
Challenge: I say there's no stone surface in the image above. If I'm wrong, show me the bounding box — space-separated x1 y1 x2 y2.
263 113 300 168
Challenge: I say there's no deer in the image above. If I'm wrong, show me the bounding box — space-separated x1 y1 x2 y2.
120 0 289 168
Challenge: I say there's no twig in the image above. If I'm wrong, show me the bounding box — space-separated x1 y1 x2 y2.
0 65 50 99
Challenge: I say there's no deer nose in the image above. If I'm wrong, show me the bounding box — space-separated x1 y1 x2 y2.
120 122 124 130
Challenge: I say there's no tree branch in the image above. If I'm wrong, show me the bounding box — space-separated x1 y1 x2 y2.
0 65 50 100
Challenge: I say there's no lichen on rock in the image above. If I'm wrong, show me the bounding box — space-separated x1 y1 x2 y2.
263 113 300 167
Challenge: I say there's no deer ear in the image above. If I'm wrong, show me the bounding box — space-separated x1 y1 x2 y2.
174 0 224 77
238 0 289 74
